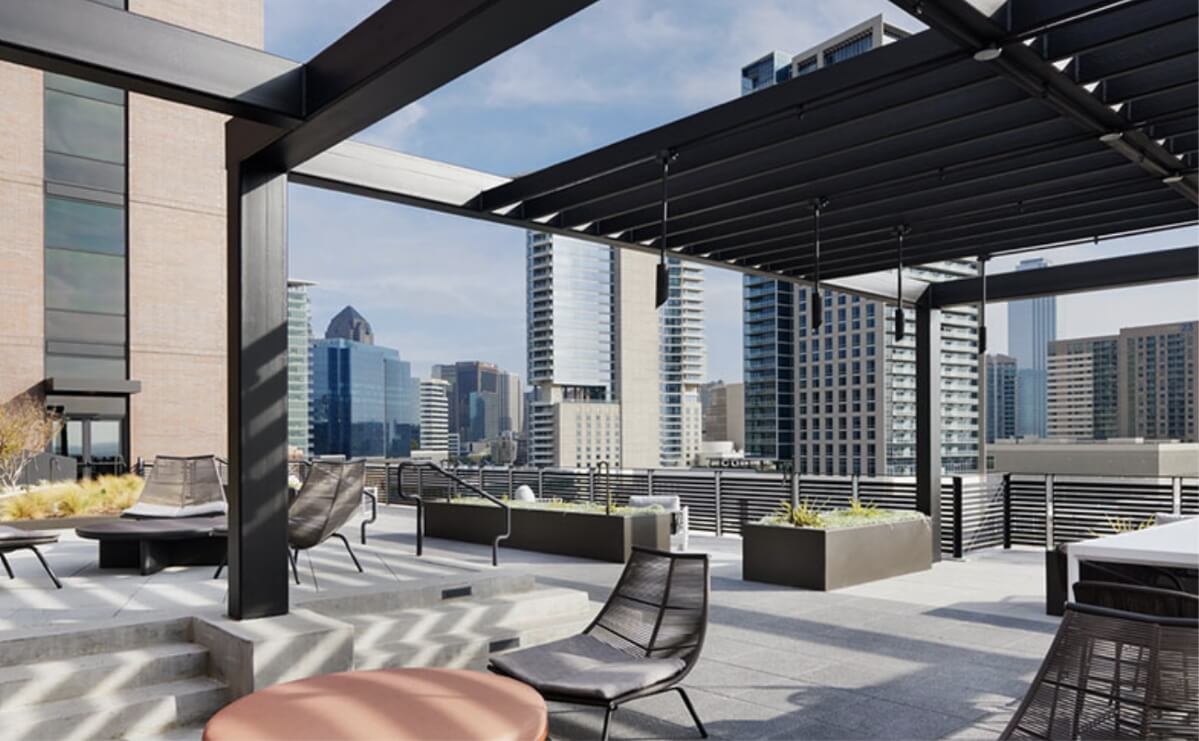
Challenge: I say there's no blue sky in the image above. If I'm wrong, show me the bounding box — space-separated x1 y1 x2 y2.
268 0 1198 382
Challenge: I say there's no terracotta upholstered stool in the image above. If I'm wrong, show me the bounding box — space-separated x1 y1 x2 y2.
203 668 548 741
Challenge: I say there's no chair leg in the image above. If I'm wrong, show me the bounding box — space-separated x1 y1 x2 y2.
676 687 707 738
213 556 225 580
0 553 13 579
601 705 616 741
333 533 363 573
289 548 301 585
29 547 62 590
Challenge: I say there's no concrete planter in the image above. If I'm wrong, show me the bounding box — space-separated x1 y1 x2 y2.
2 515 120 531
742 516 932 590
424 501 670 563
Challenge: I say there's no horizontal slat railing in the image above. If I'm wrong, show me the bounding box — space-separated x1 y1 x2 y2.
363 460 1196 556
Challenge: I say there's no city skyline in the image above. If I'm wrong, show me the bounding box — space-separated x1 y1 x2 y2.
278 0 1197 385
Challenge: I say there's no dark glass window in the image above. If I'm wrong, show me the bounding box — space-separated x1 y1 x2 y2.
44 248 125 314
44 90 125 163
44 73 125 105
45 196 125 254
45 310 126 344
45 353 126 379
45 152 125 193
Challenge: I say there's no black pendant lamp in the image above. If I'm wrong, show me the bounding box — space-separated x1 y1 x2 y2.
894 224 911 341
810 197 829 330
978 255 988 354
655 150 677 309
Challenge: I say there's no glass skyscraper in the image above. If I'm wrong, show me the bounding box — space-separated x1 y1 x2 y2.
286 279 315 455
1008 258 1057 438
310 307 418 458
659 258 705 467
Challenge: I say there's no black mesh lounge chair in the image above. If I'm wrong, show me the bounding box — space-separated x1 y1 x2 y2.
286 459 367 584
1001 602 1198 740
0 526 61 589
123 455 227 518
490 547 709 741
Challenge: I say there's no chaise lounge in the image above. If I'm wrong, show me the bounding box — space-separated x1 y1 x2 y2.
76 455 228 575
0 526 62 589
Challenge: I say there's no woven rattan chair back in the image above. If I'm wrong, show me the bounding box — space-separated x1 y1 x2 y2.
288 460 366 549
1002 603 1198 740
139 455 225 509
586 548 709 671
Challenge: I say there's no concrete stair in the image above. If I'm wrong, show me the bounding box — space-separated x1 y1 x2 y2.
347 586 594 671
0 619 226 740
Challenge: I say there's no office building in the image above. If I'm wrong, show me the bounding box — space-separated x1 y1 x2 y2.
701 381 745 451
740 18 978 475
659 258 706 467
325 305 375 344
1009 258 1057 438
0 2 261 474
431 360 523 445
418 378 451 455
526 232 660 469
1047 336 1118 440
310 308 418 458
1118 321 1198 442
286 279 316 456
985 354 1017 443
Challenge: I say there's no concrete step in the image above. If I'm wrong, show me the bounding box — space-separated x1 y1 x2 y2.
0 677 227 741
355 611 591 671
0 617 191 669
0 642 209 712
297 567 536 619
347 587 592 650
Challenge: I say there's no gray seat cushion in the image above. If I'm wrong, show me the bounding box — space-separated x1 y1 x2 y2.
490 634 685 701
0 525 59 548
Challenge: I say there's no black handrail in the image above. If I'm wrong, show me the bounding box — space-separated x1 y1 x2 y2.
392 460 511 566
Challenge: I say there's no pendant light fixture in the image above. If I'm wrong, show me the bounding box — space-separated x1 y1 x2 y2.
810 196 829 331
894 224 911 341
978 255 988 354
654 150 677 309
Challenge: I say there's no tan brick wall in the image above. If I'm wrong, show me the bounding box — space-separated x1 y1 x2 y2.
0 62 44 404
125 0 264 460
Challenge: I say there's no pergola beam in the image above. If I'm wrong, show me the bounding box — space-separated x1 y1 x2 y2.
0 0 304 126
244 0 596 172
927 245 1199 307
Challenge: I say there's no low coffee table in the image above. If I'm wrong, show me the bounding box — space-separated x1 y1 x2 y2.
202 668 548 741
76 516 226 575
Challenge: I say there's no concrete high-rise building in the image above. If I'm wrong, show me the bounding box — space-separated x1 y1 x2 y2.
525 232 660 469
740 18 978 475
418 378 450 455
1009 258 1057 438
985 354 1017 443
287 279 316 456
701 381 745 451
1047 336 1118 440
0 1 262 474
310 309 418 458
659 259 705 467
1118 321 1198 442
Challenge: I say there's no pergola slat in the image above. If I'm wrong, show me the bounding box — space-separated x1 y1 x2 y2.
1036 0 1194 60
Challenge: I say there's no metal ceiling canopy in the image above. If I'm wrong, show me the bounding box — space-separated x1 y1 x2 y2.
459 0 1195 283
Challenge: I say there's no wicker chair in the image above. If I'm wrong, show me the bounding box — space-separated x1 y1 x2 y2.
1001 603 1198 740
490 547 709 741
286 459 367 584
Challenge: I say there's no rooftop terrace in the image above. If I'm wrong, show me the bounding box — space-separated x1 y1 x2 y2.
1 507 1055 739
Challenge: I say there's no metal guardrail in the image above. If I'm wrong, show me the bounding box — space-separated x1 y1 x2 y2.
366 462 1197 558
386 460 511 567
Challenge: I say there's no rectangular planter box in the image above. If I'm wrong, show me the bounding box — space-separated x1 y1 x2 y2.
424 501 670 563
742 517 932 590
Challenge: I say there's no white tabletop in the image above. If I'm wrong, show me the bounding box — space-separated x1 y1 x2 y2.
1067 517 1199 569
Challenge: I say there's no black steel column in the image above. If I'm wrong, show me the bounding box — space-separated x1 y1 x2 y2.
916 291 942 563
226 120 290 620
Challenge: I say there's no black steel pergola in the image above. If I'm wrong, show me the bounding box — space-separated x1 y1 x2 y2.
2 0 1194 618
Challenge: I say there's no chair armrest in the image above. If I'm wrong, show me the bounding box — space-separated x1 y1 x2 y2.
360 488 378 545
